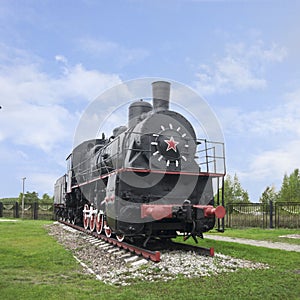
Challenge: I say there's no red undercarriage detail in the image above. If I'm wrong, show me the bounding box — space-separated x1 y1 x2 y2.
141 204 173 220
193 205 226 219
141 204 226 220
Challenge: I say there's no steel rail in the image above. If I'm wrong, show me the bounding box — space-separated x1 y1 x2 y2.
58 221 214 261
59 220 161 262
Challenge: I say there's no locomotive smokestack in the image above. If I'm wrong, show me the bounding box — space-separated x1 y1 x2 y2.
152 81 170 112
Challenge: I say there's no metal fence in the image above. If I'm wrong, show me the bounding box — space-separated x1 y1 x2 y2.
1 200 299 228
226 203 269 228
275 202 300 229
226 202 300 229
0 202 54 220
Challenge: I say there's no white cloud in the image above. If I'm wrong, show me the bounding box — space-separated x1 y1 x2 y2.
0 45 122 152
220 87 300 200
27 172 61 196
193 40 287 95
79 38 119 53
0 44 123 196
220 89 300 138
0 60 121 107
55 54 68 64
78 37 150 67
247 89 300 180
59 63 122 101
225 41 287 64
1 103 74 152
247 140 300 180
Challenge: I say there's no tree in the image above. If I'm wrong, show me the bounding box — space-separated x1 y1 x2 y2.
277 169 300 202
259 185 277 205
0 197 19 204
41 193 53 204
223 174 250 203
18 191 39 204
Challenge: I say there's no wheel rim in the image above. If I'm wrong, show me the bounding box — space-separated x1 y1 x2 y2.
83 204 89 230
96 213 104 234
116 234 125 242
104 221 112 238
89 214 96 232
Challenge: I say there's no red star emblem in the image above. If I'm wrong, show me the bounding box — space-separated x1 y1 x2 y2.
164 136 179 152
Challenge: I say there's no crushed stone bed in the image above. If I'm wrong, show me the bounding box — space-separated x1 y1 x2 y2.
46 223 269 286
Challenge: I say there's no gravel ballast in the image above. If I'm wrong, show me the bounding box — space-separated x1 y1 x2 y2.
46 222 269 286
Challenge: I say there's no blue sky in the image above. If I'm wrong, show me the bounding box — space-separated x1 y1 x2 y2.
0 0 300 201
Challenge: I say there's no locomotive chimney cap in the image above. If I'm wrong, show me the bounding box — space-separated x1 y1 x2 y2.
152 81 170 112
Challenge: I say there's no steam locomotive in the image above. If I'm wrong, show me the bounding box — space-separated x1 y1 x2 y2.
54 81 226 244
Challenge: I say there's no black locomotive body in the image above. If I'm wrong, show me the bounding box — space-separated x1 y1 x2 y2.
54 81 226 243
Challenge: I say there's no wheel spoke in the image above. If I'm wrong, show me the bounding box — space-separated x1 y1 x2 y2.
96 213 104 234
83 204 89 230
104 221 112 238
89 214 96 232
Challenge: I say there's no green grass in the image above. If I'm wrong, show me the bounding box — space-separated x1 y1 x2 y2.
1 220 300 300
206 227 300 245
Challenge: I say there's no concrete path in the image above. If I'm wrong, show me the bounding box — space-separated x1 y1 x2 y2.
204 234 300 253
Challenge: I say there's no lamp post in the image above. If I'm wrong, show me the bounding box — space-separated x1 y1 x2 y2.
21 177 26 219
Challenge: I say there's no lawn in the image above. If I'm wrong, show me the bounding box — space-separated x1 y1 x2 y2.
0 220 299 300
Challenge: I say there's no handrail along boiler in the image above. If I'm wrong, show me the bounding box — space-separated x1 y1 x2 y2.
54 81 226 243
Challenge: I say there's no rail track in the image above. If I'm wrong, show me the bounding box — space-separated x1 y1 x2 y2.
58 220 214 263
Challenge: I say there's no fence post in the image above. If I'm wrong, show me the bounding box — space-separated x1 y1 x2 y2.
33 202 38 220
269 200 274 228
0 202 3 217
14 202 20 218
227 203 232 228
